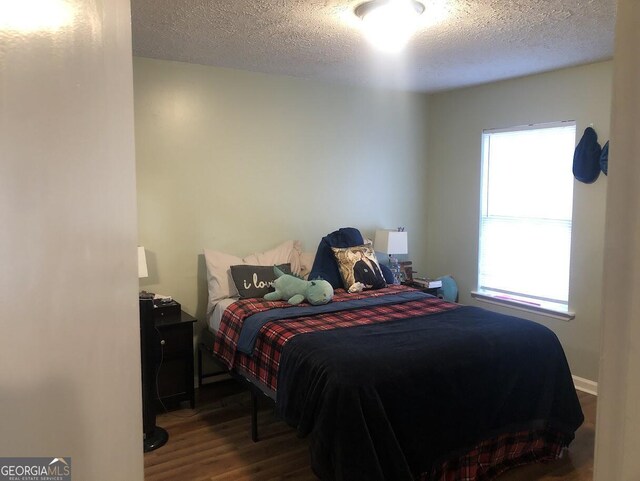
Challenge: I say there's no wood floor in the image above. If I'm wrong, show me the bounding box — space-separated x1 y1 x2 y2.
144 381 596 481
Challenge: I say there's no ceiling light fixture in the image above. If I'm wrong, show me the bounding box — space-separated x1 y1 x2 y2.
355 0 425 54
0 0 75 33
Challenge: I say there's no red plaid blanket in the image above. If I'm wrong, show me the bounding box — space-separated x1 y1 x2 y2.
213 284 459 392
422 428 567 481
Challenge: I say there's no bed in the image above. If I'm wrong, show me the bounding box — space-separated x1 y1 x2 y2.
203 235 584 481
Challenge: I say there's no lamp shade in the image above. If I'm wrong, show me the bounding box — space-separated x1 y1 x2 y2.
374 230 408 255
138 246 148 279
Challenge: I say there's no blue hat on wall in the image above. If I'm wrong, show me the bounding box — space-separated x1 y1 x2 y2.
600 141 609 175
573 127 602 184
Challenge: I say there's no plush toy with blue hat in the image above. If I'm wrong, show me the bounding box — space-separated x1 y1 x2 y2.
264 266 334 305
573 127 602 184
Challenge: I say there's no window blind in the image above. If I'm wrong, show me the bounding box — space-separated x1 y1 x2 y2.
478 122 576 311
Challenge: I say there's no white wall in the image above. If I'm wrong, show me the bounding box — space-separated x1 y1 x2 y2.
426 61 612 382
134 57 430 321
0 1 143 480
595 0 640 477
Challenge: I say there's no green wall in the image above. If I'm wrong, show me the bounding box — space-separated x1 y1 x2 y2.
427 61 612 382
134 57 430 324
134 56 611 382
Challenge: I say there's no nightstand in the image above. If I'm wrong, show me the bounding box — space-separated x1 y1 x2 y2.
402 282 440 297
154 310 197 409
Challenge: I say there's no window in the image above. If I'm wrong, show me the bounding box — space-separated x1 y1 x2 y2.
476 121 576 315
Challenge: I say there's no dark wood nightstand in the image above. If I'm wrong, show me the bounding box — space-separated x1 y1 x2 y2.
154 310 197 409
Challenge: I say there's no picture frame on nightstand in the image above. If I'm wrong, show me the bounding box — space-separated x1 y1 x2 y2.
399 261 416 283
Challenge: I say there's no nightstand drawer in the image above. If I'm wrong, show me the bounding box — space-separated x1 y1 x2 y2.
157 359 190 399
159 324 192 356
153 302 181 323
153 310 197 409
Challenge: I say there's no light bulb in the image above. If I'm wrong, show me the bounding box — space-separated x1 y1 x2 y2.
359 0 423 53
0 0 75 33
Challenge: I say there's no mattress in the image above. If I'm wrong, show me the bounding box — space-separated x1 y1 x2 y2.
207 298 237 333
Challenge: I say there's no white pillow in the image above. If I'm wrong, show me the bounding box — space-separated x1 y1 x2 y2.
299 251 316 279
204 240 302 315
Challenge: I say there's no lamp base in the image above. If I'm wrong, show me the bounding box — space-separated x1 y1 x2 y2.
143 427 168 452
388 255 401 284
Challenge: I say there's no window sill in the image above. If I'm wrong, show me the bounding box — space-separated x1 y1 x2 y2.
470 291 575 321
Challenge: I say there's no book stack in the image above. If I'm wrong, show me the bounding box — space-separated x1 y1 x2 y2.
412 278 442 289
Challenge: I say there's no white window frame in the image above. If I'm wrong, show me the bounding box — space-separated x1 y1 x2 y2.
471 121 576 321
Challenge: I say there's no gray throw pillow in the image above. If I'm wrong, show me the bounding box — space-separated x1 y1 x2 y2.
230 264 291 299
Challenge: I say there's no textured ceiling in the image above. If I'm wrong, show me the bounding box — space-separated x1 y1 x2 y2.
131 0 616 92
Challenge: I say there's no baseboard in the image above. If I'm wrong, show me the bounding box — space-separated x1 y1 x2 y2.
572 375 598 396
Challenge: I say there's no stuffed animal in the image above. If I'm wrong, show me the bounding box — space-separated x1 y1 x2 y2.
264 266 334 305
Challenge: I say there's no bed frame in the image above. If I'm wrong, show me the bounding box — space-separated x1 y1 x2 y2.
198 339 272 442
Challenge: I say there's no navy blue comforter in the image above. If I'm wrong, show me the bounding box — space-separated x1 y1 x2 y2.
276 306 583 481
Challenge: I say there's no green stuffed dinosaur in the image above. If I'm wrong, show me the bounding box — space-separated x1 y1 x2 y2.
264 266 334 305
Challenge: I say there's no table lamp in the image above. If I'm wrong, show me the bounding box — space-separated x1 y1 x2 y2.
138 246 148 279
374 229 408 284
